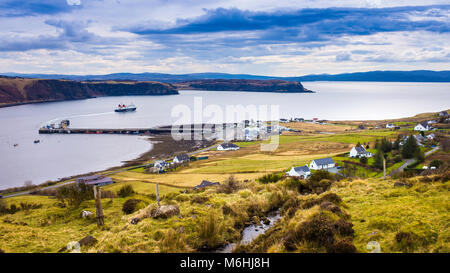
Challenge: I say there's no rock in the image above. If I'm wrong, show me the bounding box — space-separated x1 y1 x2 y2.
78 235 97 247
151 205 180 219
130 217 141 225
81 211 93 218
394 182 412 188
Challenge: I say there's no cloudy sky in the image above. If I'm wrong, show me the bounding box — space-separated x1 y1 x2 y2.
0 0 449 76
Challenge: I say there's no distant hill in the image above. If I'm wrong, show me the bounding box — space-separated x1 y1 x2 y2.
3 70 450 82
174 79 312 93
0 76 178 107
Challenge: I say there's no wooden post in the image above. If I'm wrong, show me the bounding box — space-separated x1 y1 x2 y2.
94 186 104 226
156 183 160 207
383 156 386 179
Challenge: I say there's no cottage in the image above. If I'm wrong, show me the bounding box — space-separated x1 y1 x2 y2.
76 175 114 187
414 134 426 143
427 120 437 124
386 124 395 129
173 154 190 164
217 142 240 151
286 165 311 178
349 146 373 158
414 122 431 131
193 180 220 190
439 111 448 117
426 133 435 140
154 160 168 169
309 157 335 170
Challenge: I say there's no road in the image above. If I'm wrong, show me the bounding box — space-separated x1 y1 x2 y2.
2 142 221 199
394 146 439 173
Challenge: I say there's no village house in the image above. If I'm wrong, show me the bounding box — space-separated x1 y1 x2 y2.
154 160 168 169
76 175 114 187
439 111 448 117
309 157 336 170
414 134 426 144
173 154 190 164
414 122 432 131
286 165 311 178
386 123 395 129
193 180 221 190
427 120 438 124
426 133 435 140
217 142 240 151
349 146 373 158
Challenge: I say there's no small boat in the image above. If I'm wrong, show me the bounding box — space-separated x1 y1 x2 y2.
115 104 136 112
13 143 18 147
34 140 40 144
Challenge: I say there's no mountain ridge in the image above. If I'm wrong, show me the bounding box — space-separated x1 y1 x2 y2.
3 70 450 82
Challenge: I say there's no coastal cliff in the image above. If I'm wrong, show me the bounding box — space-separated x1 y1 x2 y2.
0 76 179 107
174 79 313 93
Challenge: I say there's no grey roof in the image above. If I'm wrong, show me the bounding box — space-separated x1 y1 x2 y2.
419 122 429 128
83 177 113 186
354 146 369 154
76 175 113 185
293 166 310 173
313 157 335 166
193 180 220 190
220 142 239 148
76 175 102 183
175 154 190 161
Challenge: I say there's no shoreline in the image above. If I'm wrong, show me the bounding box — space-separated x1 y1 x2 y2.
0 133 215 194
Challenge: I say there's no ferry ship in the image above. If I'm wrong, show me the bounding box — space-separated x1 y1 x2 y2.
115 104 136 112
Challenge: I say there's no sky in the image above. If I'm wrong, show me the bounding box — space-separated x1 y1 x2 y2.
0 0 449 76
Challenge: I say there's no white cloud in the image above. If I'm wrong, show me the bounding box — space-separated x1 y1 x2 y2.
67 0 81 6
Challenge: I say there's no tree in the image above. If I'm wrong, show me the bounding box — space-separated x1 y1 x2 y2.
414 149 425 163
373 150 384 170
401 135 419 159
356 142 361 147
393 135 401 150
430 159 443 168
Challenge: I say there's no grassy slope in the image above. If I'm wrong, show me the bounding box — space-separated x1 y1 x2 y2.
0 119 448 253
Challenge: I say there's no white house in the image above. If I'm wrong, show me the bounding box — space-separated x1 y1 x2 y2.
414 122 431 131
439 111 448 117
154 160 168 169
426 133 435 140
286 165 311 178
217 142 240 151
349 146 373 158
309 157 335 170
427 120 437 124
173 154 190 164
386 123 395 129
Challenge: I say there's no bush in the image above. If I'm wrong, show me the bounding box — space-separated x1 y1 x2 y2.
329 238 357 253
191 195 209 204
56 183 94 208
217 175 241 194
117 184 135 198
258 173 283 184
284 213 335 251
198 212 225 248
395 231 418 252
430 159 443 168
159 228 187 253
359 157 368 164
122 199 142 214
334 219 354 237
309 170 333 183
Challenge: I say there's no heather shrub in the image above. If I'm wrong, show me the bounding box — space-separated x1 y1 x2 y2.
122 199 142 214
117 184 135 198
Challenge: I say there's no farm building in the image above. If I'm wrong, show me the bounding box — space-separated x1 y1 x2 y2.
173 154 190 164
217 142 240 151
349 146 373 158
286 165 311 178
414 122 432 131
76 175 114 187
309 157 336 170
386 124 395 129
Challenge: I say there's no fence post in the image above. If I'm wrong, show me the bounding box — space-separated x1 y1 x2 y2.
156 183 160 207
94 185 104 226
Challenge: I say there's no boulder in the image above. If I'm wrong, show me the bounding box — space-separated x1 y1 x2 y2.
151 205 180 219
78 235 97 247
130 217 142 225
81 211 93 218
